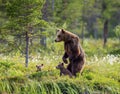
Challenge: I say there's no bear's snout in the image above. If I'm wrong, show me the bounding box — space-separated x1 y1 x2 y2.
55 39 57 42
56 66 59 69
55 39 60 42
55 39 61 42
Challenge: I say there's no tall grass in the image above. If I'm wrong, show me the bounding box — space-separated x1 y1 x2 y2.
0 55 119 94
0 39 120 94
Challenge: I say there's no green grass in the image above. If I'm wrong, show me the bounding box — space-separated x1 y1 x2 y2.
0 39 120 94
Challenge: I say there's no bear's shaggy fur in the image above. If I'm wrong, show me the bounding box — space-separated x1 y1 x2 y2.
55 29 85 76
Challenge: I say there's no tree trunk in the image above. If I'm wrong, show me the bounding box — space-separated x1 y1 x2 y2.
62 0 69 20
81 21 84 45
52 0 54 12
81 0 86 45
94 28 98 39
40 0 50 47
25 31 29 67
40 31 46 47
103 19 108 47
93 19 98 39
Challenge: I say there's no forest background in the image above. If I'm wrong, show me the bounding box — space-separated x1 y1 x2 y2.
0 0 120 93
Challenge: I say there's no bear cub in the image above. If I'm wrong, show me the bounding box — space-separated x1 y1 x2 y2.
36 64 44 72
56 62 73 78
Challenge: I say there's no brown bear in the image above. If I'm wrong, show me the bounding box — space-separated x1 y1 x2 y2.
56 62 73 78
36 64 44 72
55 29 85 76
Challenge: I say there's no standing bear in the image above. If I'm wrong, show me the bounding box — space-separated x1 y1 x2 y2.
55 29 85 76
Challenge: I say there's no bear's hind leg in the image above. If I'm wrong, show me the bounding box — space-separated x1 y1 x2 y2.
71 65 77 76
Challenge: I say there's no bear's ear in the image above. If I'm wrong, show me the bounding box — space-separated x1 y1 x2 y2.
61 63 64 66
61 29 65 33
41 64 44 66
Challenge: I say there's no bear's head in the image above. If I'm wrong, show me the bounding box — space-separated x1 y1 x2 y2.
36 64 44 71
55 29 66 42
56 62 64 69
55 29 77 42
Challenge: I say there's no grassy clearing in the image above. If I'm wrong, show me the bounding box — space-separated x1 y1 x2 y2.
0 39 120 94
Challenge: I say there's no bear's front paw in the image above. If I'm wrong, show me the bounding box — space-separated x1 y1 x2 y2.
63 59 68 64
62 56 68 64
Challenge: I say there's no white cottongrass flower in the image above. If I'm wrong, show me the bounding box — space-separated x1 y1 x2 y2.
89 54 120 65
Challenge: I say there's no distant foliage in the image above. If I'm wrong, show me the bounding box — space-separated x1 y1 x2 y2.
114 25 120 40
